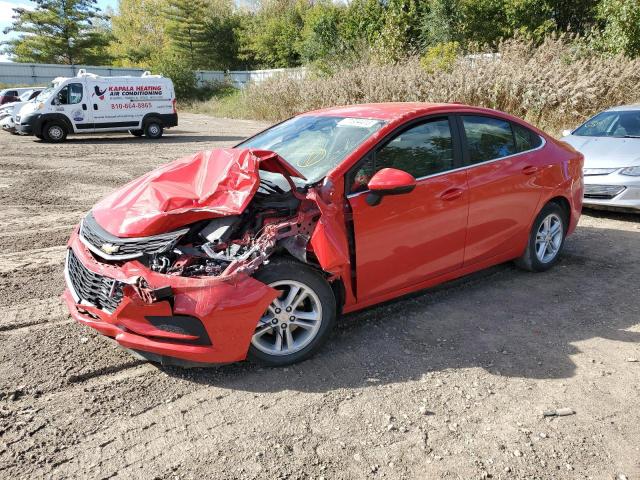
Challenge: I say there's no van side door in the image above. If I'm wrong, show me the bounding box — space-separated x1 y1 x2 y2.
52 81 92 132
91 78 141 131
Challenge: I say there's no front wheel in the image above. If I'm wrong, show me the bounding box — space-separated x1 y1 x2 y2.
248 259 336 367
42 122 67 142
515 202 567 272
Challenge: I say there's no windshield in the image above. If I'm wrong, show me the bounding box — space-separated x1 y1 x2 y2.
36 82 61 102
18 90 34 101
238 115 386 183
573 110 640 138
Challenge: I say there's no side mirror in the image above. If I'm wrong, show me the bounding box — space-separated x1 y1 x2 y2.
561 129 572 137
52 97 60 106
366 168 416 206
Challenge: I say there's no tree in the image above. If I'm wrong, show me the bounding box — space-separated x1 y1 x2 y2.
164 0 209 68
420 0 463 48
2 0 112 64
299 1 343 64
597 0 640 56
109 0 168 67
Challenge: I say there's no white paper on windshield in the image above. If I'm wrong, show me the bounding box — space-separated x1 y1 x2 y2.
337 118 380 128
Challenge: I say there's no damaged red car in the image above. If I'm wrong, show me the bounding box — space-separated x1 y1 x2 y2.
63 103 584 367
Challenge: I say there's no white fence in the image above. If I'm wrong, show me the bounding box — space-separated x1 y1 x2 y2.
0 62 304 88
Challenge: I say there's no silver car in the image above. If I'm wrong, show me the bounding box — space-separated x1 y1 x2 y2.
562 105 640 212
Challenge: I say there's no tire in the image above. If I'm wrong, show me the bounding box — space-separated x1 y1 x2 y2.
42 121 67 143
248 258 337 367
515 202 567 272
129 129 144 137
144 120 163 139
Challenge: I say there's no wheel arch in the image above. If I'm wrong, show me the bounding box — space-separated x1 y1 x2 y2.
546 195 571 228
37 113 73 136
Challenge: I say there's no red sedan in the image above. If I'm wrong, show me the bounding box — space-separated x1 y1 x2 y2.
63 103 584 367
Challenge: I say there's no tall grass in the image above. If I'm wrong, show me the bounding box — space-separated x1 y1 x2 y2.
189 37 640 135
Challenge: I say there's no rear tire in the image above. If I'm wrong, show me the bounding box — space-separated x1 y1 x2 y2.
515 202 567 272
42 122 67 143
129 129 144 137
248 258 336 367
144 120 163 139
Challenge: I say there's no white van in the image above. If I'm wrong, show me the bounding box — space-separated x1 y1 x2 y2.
16 70 177 142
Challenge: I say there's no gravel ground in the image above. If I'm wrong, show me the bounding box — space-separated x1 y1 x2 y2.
0 113 639 480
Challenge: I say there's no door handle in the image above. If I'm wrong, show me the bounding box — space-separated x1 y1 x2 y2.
439 188 464 201
82 104 87 111
93 104 98 110
522 165 538 175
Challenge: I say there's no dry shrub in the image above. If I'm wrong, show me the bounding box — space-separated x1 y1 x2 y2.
240 37 640 134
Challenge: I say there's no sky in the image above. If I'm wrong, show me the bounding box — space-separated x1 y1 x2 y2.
0 0 118 61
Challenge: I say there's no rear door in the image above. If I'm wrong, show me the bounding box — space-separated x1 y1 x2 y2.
52 81 92 132
346 115 469 301
457 115 545 266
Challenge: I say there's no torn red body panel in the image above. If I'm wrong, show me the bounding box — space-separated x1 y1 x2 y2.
92 148 305 238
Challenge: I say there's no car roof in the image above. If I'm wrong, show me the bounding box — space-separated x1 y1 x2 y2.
606 104 640 112
303 102 478 121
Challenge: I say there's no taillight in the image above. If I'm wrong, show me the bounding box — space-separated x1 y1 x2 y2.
172 98 177 114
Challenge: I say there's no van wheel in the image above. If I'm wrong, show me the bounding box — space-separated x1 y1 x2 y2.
129 129 144 137
144 120 163 139
248 259 336 367
42 122 67 142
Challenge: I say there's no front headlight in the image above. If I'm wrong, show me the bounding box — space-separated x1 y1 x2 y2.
620 166 640 176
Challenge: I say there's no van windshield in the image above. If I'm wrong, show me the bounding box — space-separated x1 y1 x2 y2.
36 82 61 102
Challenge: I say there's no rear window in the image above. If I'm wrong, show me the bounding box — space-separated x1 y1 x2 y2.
462 115 542 164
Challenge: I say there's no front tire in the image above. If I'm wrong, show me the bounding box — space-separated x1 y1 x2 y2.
144 120 163 139
248 259 336 367
42 122 67 143
515 202 567 272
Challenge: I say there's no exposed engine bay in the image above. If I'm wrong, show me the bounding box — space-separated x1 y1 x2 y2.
79 177 321 280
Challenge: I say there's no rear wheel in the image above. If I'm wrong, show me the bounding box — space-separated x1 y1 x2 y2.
248 259 336 366
42 122 67 142
515 202 567 272
144 120 163 139
129 129 144 137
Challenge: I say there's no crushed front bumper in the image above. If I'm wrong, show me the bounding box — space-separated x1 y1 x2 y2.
63 229 278 365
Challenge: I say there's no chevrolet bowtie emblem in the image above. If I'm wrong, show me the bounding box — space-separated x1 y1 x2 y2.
100 243 120 254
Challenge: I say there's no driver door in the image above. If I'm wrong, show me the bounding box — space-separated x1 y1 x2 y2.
346 116 469 301
53 82 92 131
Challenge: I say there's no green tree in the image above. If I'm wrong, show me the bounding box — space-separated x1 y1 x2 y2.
299 1 343 63
109 0 167 66
339 0 385 55
237 0 307 68
164 0 209 68
420 0 463 47
597 0 640 56
2 0 112 64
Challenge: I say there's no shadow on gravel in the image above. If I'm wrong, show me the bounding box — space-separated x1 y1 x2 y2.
53 134 247 145
162 223 640 392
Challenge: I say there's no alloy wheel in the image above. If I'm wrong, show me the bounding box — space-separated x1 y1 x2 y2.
48 125 64 140
251 280 323 356
535 213 563 263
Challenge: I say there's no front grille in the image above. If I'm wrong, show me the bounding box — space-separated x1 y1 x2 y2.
80 213 187 260
66 249 124 312
584 184 626 199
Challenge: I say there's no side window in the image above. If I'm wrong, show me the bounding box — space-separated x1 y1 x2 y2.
349 118 454 193
513 123 542 152
56 83 83 105
462 115 516 164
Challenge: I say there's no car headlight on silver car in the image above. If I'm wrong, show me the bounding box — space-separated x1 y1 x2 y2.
620 166 640 176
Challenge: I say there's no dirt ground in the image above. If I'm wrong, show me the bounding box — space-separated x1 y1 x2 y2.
0 113 639 480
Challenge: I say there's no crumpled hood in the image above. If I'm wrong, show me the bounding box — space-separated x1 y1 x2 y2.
562 135 640 168
92 148 305 238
